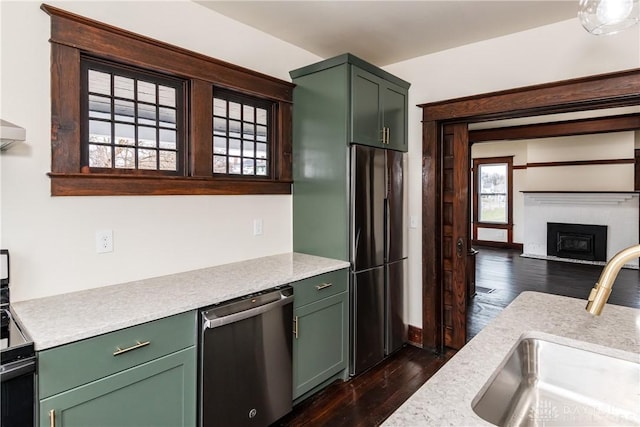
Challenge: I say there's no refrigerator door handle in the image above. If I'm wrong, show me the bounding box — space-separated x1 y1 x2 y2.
384 197 390 262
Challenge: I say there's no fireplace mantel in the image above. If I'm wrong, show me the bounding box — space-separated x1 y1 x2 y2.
522 192 639 267
521 191 639 205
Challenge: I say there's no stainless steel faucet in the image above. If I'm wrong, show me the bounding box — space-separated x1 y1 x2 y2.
586 244 640 315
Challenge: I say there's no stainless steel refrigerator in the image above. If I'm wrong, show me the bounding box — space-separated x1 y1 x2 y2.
350 144 407 376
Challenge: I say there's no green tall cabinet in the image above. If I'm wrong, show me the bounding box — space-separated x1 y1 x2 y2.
38 311 196 427
290 53 410 260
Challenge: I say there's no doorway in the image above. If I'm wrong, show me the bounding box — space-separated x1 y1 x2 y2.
419 68 640 351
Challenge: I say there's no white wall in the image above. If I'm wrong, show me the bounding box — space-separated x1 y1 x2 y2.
0 1 321 301
471 132 635 244
385 18 640 329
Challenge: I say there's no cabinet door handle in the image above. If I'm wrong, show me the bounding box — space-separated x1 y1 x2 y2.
293 316 299 339
315 282 333 291
380 128 386 144
49 409 56 427
113 340 150 356
385 127 390 144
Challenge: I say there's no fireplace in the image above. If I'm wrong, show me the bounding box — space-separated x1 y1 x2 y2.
547 222 607 262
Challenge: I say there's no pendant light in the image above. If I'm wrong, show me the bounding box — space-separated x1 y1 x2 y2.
578 0 639 35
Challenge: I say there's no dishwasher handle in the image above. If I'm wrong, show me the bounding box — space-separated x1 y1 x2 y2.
202 287 293 330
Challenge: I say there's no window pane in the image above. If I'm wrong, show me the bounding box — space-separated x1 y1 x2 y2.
138 126 156 147
138 103 156 126
89 120 111 144
139 149 157 170
213 137 227 154
159 129 176 150
479 164 507 194
159 107 176 129
243 122 255 140
158 85 176 107
256 159 267 176
213 155 227 173
137 81 156 103
256 108 267 125
229 102 241 120
229 157 241 174
114 76 134 99
256 125 267 142
479 194 507 223
159 151 176 171
89 70 111 95
88 95 111 119
229 120 241 138
114 146 135 169
213 117 227 136
114 99 135 123
243 105 254 123
229 139 241 156
213 98 226 116
256 143 267 159
243 159 254 175
243 141 254 157
89 144 112 168
114 123 135 146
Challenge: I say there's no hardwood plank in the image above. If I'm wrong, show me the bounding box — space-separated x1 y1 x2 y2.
467 246 640 340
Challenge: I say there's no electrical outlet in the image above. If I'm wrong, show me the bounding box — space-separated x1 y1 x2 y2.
410 215 418 229
96 230 113 253
253 218 263 236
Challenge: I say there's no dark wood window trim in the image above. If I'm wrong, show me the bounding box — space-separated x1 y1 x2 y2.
43 4 294 196
472 156 514 242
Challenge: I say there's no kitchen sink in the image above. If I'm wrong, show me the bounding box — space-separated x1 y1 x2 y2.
471 337 640 426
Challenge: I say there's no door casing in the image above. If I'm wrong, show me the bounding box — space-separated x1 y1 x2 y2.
420 68 640 351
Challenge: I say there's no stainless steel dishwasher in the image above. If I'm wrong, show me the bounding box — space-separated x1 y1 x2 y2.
199 286 294 427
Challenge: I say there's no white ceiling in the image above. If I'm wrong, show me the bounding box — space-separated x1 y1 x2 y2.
196 1 579 66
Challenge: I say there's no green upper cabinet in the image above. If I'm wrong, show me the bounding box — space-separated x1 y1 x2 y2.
351 65 409 151
291 53 410 152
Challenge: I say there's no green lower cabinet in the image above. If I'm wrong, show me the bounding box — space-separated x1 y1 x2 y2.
39 346 196 427
293 290 349 400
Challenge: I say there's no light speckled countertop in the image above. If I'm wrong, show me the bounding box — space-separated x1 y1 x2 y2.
384 291 640 426
12 252 349 351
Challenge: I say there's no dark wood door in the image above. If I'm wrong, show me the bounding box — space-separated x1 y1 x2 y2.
441 124 469 349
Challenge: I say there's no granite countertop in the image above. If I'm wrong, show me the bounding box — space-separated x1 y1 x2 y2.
383 291 640 426
12 252 350 351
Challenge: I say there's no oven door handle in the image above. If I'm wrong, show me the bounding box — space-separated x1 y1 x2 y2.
0 358 36 382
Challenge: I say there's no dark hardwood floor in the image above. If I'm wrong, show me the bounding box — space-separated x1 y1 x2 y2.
276 346 455 427
468 247 640 340
277 248 640 426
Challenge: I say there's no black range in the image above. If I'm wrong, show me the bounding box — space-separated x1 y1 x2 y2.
1 249 36 427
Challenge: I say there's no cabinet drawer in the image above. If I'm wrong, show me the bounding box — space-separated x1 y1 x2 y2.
39 311 196 399
292 269 348 308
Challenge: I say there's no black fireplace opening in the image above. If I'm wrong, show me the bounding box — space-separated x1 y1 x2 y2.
547 222 607 262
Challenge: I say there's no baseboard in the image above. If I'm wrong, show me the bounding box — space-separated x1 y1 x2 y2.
472 240 523 251
408 325 422 347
